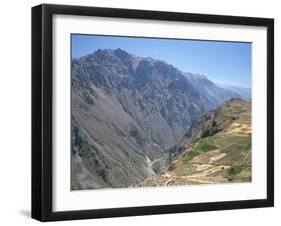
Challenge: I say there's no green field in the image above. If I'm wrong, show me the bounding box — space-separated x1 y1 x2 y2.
182 138 218 163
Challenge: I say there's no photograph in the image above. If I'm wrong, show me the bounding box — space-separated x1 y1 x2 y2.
30 3 274 221
71 34 252 190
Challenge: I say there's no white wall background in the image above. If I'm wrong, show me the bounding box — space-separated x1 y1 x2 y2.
0 0 279 225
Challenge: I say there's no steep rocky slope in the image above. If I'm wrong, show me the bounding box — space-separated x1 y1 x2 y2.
71 49 205 189
137 99 251 187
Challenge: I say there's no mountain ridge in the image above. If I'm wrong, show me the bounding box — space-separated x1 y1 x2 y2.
73 48 251 99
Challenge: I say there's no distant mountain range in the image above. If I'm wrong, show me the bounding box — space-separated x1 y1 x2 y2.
184 73 251 109
71 48 251 190
216 83 251 99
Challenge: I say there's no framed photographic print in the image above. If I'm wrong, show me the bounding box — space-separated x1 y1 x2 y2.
32 4 274 221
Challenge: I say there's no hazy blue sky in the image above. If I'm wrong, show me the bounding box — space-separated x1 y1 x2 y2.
72 34 251 87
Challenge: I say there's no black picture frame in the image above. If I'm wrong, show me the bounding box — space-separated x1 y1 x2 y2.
32 3 274 222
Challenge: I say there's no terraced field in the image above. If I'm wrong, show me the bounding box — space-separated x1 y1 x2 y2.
137 99 251 187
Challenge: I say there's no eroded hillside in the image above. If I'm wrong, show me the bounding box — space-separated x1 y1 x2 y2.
137 99 251 187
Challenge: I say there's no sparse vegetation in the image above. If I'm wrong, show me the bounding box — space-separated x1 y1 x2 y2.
183 138 218 162
224 166 251 182
196 138 218 152
215 135 250 147
244 142 251 152
220 143 244 153
227 166 242 175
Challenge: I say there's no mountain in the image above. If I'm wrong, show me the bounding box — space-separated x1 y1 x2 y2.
71 48 251 190
137 99 251 186
184 73 250 109
217 84 251 100
71 48 205 189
